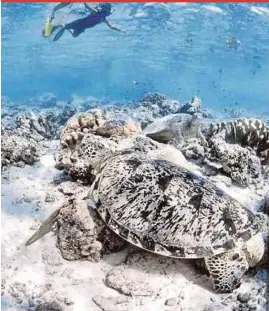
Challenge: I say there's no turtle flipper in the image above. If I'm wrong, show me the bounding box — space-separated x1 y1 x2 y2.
25 208 60 246
205 249 249 293
146 129 174 143
25 199 73 246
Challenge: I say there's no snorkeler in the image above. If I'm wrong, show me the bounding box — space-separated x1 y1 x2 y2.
42 3 73 37
43 2 125 41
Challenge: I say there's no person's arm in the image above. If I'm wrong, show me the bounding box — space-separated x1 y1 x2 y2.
84 2 98 13
51 3 71 19
105 19 126 33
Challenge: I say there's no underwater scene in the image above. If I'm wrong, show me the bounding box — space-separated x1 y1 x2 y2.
1 2 269 311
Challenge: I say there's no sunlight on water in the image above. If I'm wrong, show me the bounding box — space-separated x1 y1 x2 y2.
1 2 269 115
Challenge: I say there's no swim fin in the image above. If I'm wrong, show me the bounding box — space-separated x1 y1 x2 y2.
44 16 54 37
53 27 65 42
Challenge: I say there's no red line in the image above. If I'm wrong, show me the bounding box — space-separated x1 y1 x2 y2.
2 0 269 2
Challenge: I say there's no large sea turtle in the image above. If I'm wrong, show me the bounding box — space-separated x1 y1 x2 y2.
26 129 267 294
86 150 267 293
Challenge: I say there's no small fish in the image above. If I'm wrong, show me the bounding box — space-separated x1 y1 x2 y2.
226 37 241 50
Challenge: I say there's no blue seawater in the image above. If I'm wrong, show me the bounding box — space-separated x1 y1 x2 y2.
1 2 269 116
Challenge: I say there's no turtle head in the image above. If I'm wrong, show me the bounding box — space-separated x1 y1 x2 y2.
243 232 265 268
190 113 203 125
182 113 202 138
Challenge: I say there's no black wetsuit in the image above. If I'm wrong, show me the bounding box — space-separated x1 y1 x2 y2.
65 11 107 37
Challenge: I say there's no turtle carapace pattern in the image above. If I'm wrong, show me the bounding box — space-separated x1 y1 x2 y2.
90 152 261 259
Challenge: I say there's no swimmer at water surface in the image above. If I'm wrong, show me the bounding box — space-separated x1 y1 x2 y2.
42 2 126 41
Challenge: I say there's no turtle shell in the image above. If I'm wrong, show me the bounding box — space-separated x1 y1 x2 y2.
90 151 261 258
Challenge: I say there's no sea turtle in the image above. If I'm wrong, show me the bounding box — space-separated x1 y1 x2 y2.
143 113 207 148
26 135 267 294
87 150 267 293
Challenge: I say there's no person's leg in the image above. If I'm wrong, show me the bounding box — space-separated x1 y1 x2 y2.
52 26 84 41
51 2 72 18
65 20 84 37
53 19 85 41
70 28 84 37
42 25 61 38
65 17 85 28
65 29 75 36
51 25 62 35
52 26 66 41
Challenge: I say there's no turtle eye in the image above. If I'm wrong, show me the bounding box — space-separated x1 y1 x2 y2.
230 253 239 260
